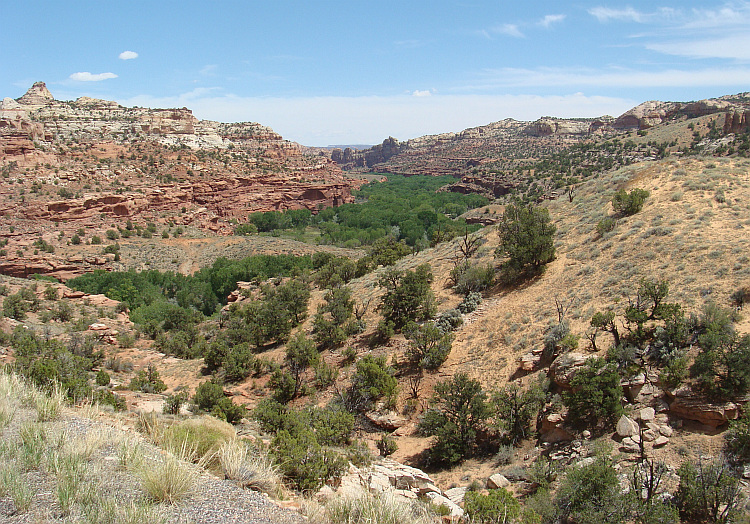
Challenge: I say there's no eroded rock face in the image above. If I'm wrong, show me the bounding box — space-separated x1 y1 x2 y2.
668 390 739 428
0 82 366 278
319 458 464 519
549 352 591 388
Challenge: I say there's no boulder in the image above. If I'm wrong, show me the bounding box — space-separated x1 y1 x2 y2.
540 413 575 443
444 486 468 505
616 415 639 438
487 474 510 489
549 353 591 388
668 393 739 428
638 407 655 422
425 492 464 519
365 410 408 430
653 436 669 447
620 437 641 453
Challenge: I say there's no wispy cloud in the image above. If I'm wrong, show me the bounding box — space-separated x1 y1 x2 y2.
412 90 432 97
118 50 138 60
539 14 566 28
647 34 750 60
467 65 750 89
199 64 218 76
69 72 118 82
494 23 524 38
589 6 646 23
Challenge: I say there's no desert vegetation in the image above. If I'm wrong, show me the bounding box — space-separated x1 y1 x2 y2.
3 87 750 522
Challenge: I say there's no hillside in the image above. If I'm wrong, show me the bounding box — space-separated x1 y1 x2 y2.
320 94 750 200
2 87 750 522
0 82 365 279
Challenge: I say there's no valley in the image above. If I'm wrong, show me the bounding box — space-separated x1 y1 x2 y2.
1 82 750 523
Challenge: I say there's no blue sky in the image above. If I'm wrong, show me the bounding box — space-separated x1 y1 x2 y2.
2 1 750 145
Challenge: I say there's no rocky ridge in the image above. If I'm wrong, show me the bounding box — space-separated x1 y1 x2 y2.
0 82 365 279
318 94 750 200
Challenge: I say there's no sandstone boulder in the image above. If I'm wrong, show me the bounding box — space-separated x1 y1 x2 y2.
616 415 639 438
487 474 510 489
668 393 739 428
540 413 575 443
549 353 591 388
365 410 408 430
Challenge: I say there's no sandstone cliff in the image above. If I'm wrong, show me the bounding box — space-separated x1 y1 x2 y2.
0 82 365 279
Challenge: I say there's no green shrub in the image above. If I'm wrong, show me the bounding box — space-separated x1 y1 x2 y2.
464 488 520 524
563 357 623 430
271 428 347 492
377 434 398 457
345 355 398 411
128 365 167 393
495 203 556 282
95 369 110 386
554 456 627 524
596 216 617 235
725 410 750 464
404 321 453 370
192 379 245 424
491 377 547 445
612 188 649 216
676 458 743 523
234 223 258 236
163 391 189 415
451 262 495 295
377 264 436 331
419 373 489 466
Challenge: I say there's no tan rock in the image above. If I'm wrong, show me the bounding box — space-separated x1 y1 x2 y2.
487 474 510 489
444 487 468 505
365 410 408 430
549 353 591 388
639 407 656 422
616 415 639 438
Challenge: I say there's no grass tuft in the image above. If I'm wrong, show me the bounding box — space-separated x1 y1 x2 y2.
137 454 196 504
323 492 439 524
218 438 281 495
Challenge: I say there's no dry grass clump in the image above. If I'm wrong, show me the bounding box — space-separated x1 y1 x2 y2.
218 438 281 495
32 385 65 422
81 496 166 524
157 416 235 466
136 453 197 504
320 492 440 524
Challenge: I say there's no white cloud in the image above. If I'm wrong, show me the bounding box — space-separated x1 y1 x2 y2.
200 64 218 76
539 14 566 28
647 34 750 60
412 90 432 97
468 66 750 89
117 91 635 146
69 72 118 82
494 24 524 38
118 50 138 60
589 6 646 23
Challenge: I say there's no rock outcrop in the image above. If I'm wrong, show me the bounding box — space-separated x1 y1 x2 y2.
0 82 367 278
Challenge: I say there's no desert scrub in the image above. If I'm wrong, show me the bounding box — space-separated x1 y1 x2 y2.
218 439 281 495
136 454 196 504
323 492 439 524
158 416 235 466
